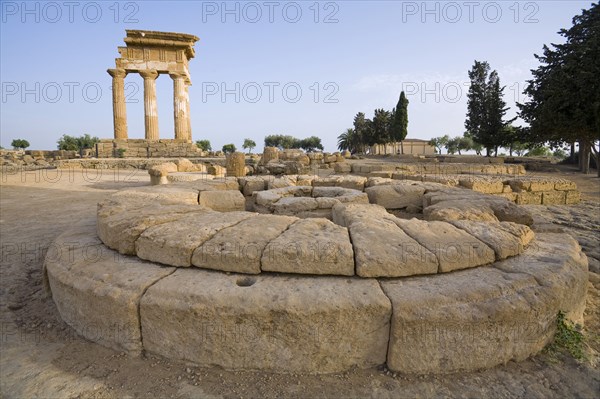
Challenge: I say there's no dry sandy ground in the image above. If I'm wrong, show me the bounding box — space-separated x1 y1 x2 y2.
0 165 598 399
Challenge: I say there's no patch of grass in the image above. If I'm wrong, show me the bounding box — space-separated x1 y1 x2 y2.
544 311 585 361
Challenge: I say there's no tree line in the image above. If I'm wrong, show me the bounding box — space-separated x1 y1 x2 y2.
337 91 409 154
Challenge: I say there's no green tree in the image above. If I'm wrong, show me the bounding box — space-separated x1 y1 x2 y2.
299 136 324 152
465 61 512 156
57 134 99 154
428 135 450 154
526 145 552 157
371 108 392 154
195 139 212 152
338 128 357 153
518 3 600 175
242 138 256 154
11 139 30 150
264 134 300 149
390 91 409 154
352 112 369 152
222 144 236 154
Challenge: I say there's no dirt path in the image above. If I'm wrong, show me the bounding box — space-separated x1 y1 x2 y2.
1 168 598 398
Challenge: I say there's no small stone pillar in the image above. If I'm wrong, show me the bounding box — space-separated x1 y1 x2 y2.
226 152 247 177
140 69 159 140
260 147 279 165
107 68 128 139
170 73 189 141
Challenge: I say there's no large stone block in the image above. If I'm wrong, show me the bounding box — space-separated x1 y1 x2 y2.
395 219 496 272
192 214 297 274
542 190 566 205
45 222 175 355
140 269 391 373
381 233 588 374
261 219 355 275
349 218 438 277
136 211 254 267
198 190 245 212
365 184 425 209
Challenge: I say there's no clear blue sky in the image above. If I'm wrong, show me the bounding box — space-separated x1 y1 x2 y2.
0 1 593 151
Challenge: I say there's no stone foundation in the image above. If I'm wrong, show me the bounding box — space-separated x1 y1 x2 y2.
95 139 205 158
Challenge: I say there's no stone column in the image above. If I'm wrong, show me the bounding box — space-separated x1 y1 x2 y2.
226 152 247 177
185 78 192 141
170 73 189 141
107 68 128 139
140 70 159 140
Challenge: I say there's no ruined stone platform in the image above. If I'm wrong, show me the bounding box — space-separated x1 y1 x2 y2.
44 178 588 374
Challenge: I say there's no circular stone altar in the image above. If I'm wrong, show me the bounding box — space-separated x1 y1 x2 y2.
44 176 589 374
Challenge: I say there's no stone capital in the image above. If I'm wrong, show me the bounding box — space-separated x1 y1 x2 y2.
139 69 159 80
107 68 127 79
169 72 186 80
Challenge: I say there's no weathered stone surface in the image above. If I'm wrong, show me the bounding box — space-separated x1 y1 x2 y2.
424 200 499 222
449 220 526 260
365 184 425 209
486 199 534 226
395 219 496 272
565 190 581 204
175 158 196 172
46 222 175 354
459 177 504 194
110 185 200 205
136 211 255 267
260 146 279 165
148 162 177 177
541 190 566 205
192 214 297 274
497 222 535 248
516 192 542 205
226 152 246 177
198 190 245 212
331 203 390 228
272 196 319 215
313 175 367 191
239 176 268 196
349 218 438 277
140 269 391 373
167 172 214 183
97 204 207 255
382 233 588 374
262 219 354 275
333 163 352 173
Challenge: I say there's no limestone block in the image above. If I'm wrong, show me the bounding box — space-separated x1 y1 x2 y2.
272 197 319 215
267 175 297 189
449 221 526 260
296 175 318 186
97 204 208 255
565 190 581 204
148 162 177 177
395 219 496 272
516 192 542 205
424 200 499 223
239 176 268 196
333 163 352 173
140 269 391 373
497 222 535 247
381 257 555 373
369 171 393 179
542 191 566 205
110 185 200 205
166 172 214 184
207 164 226 177
198 190 245 212
226 152 246 177
192 214 297 274
175 158 196 172
262 219 354 275
45 222 175 354
365 184 425 209
349 218 438 277
554 179 577 191
136 212 255 267
331 203 391 228
459 177 504 194
313 175 367 191
486 200 534 226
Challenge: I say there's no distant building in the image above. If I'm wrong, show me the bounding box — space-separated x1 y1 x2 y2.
369 139 435 155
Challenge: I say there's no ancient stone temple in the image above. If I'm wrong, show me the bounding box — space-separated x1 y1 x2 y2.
98 30 203 158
